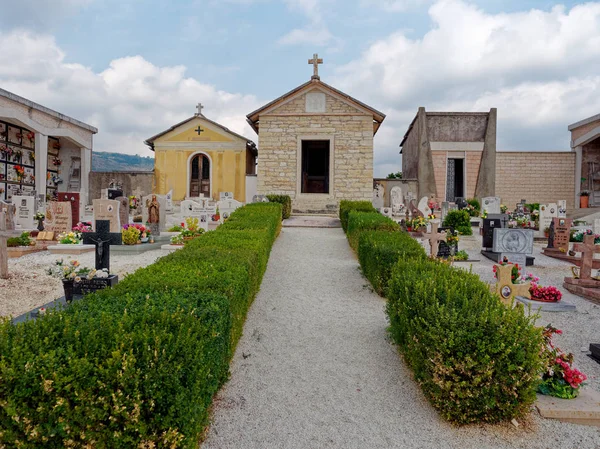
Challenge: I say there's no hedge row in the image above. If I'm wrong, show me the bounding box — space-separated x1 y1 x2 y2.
339 200 376 232
346 211 543 424
346 211 399 251
266 194 292 219
0 202 282 448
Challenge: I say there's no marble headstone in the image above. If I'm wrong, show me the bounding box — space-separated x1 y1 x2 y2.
166 190 174 212
57 192 81 226
538 203 558 238
219 191 234 201
44 201 72 235
417 196 432 217
180 199 210 231
557 200 567 218
12 195 35 229
252 194 269 203
390 186 403 214
115 196 129 228
93 199 121 232
218 199 243 221
482 197 501 215
493 228 534 255
372 184 384 210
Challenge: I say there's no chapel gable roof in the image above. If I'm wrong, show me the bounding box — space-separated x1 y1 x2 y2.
568 113 600 131
144 114 257 154
246 79 386 135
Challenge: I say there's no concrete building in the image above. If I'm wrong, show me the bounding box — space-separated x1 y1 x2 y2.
247 54 385 213
144 105 257 202
400 107 496 202
0 88 97 206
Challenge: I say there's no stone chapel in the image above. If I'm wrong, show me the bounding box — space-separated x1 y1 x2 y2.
247 54 386 213
144 105 257 202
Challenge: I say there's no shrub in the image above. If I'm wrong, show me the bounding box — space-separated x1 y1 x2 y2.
6 231 32 247
0 203 282 447
443 209 472 235
466 198 480 217
347 211 399 251
358 230 425 295
266 194 292 219
385 257 543 424
339 200 377 232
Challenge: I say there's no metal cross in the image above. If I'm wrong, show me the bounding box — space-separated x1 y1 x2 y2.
308 53 323 79
195 126 204 135
82 220 122 272
196 103 204 115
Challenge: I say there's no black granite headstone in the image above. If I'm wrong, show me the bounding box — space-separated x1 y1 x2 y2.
82 220 122 272
482 218 502 249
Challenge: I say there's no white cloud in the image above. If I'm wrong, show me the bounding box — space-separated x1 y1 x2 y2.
278 0 335 46
334 0 600 176
360 0 430 12
0 0 93 30
0 30 262 157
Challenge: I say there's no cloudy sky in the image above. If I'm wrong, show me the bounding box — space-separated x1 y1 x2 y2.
1 0 599 176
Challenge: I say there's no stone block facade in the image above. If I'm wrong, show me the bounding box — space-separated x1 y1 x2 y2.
256 90 375 213
495 152 575 211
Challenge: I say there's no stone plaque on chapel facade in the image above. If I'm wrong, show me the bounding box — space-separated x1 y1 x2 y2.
305 92 326 113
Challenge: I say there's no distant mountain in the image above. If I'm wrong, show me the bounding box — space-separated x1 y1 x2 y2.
92 151 154 172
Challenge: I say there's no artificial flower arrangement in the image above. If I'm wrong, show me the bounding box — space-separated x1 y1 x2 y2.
26 131 35 141
122 223 152 245
0 145 10 159
58 231 82 245
28 152 35 163
529 284 562 303
446 231 459 246
538 325 587 399
47 259 109 281
493 261 522 284
212 206 221 222
570 229 600 244
15 132 22 140
128 195 139 211
406 216 429 232
480 210 488 219
52 157 62 166
13 165 25 181
12 149 22 162
28 174 35 184
170 217 205 245
427 213 436 220
500 204 508 214
72 222 93 233
34 212 45 221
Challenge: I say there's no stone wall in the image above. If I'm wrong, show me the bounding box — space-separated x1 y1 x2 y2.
88 171 154 203
495 152 575 211
257 91 374 213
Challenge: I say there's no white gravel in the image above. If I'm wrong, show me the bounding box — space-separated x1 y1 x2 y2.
203 227 600 449
1 249 166 318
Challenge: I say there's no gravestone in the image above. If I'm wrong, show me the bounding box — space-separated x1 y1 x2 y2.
405 191 415 207
417 196 432 217
252 194 269 203
380 207 393 218
494 264 531 305
563 234 600 303
538 203 558 238
180 199 210 231
115 196 129 228
218 199 243 221
166 190 174 212
107 188 123 200
492 228 534 267
423 226 446 258
557 200 567 218
0 201 16 231
57 192 81 226
44 201 72 235
142 194 167 232
436 226 456 259
12 195 35 229
441 202 449 221
482 197 501 215
372 184 384 210
549 217 573 252
390 186 403 213
482 218 503 249
219 191 234 201
93 199 121 232
82 220 122 272
408 199 423 218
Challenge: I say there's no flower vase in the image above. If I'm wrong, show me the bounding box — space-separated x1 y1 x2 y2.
37 219 44 232
62 279 74 304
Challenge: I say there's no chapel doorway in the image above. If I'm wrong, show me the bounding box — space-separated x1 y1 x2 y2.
446 158 464 202
301 140 330 194
190 153 210 198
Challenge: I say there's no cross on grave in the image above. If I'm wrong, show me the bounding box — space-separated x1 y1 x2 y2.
82 220 122 272
196 102 204 116
572 234 600 280
194 126 204 135
308 53 323 79
423 226 446 258
494 264 531 306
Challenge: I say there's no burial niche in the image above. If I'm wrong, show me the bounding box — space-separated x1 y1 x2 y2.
446 158 465 202
301 140 330 194
190 153 210 198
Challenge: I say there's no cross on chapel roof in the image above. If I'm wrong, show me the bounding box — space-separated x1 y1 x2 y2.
195 103 204 116
308 53 323 80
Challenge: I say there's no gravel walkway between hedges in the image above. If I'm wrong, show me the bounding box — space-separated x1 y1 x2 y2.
202 227 600 449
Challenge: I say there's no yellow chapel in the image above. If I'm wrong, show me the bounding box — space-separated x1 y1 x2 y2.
144 104 257 202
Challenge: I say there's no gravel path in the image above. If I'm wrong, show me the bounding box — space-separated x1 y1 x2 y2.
203 227 600 449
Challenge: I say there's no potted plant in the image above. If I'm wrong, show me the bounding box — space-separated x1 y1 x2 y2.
579 190 590 208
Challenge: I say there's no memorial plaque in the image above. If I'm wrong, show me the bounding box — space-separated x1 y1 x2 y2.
93 199 121 232
44 202 72 235
551 217 573 252
57 192 81 226
492 228 534 254
482 218 502 249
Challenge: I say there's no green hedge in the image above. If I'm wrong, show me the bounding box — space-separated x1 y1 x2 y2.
357 230 425 295
0 202 282 448
346 211 399 251
347 211 543 424
386 258 542 423
339 200 377 232
266 194 292 219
